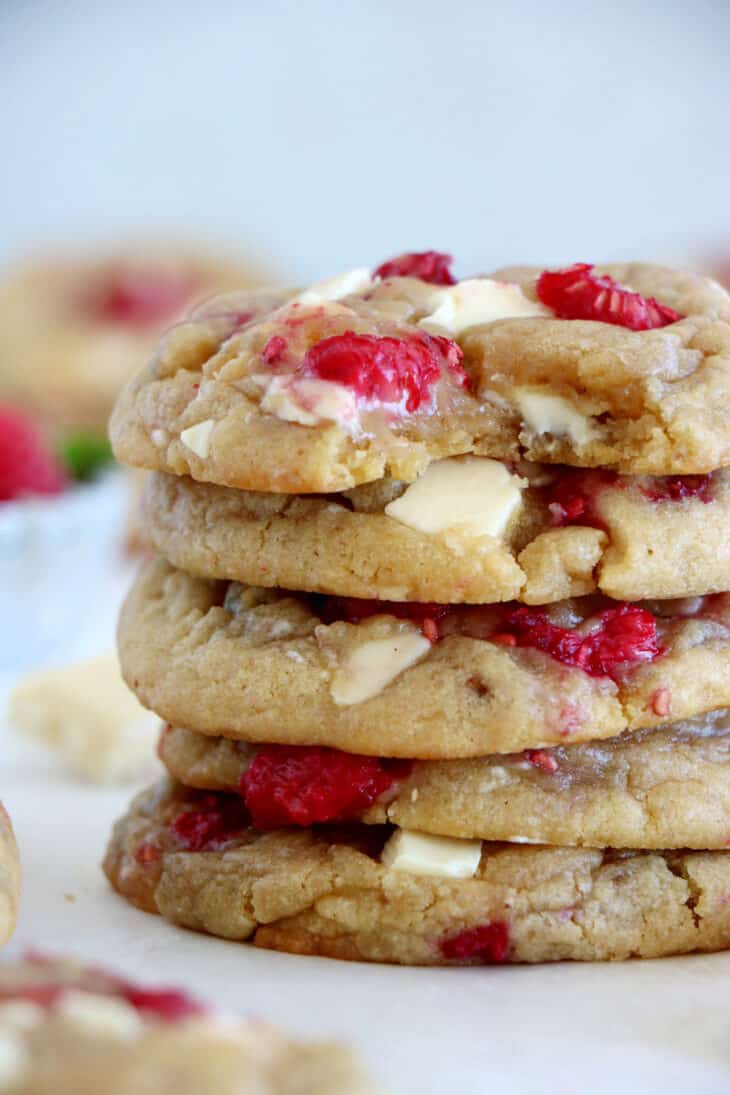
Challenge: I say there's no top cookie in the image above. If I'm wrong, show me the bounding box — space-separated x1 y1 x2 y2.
110 255 730 491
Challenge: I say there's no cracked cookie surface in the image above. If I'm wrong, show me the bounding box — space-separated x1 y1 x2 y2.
0 803 19 947
110 263 730 490
104 780 730 966
160 709 730 849
0 956 372 1094
118 559 730 758
145 463 730 603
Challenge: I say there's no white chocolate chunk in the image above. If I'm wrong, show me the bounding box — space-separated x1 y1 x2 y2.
382 829 483 879
420 278 550 334
0 1002 44 1031
0 1033 28 1085
295 267 373 305
514 389 597 445
384 456 525 538
56 991 144 1041
331 630 431 705
261 376 356 427
180 419 215 459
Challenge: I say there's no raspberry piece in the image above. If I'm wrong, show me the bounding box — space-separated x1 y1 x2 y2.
122 986 205 1021
261 334 288 365
542 468 618 528
498 603 662 680
525 749 559 773
134 842 160 866
640 474 714 504
322 596 451 639
171 794 249 852
0 405 67 501
240 745 412 828
303 331 466 414
536 263 683 330
440 921 510 963
88 269 195 327
651 687 672 717
373 251 456 286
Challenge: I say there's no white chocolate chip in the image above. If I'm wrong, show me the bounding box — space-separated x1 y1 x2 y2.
260 376 357 427
0 1002 44 1031
0 1032 28 1085
384 456 525 538
56 991 144 1041
150 428 169 448
477 766 514 793
382 829 483 879
180 419 215 459
514 389 597 446
420 279 550 334
295 267 373 305
331 629 431 705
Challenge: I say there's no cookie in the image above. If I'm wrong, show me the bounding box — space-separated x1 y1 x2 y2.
0 245 268 435
0 955 371 1094
109 261 730 493
145 461 730 603
160 708 730 849
0 804 19 947
104 780 730 966
118 559 730 758
9 655 159 784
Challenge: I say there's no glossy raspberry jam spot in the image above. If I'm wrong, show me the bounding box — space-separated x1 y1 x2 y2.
301 330 467 413
524 749 559 773
373 251 457 286
536 263 683 330
440 921 511 963
499 604 662 680
86 269 197 327
171 793 250 852
640 474 715 504
240 745 412 829
541 467 618 528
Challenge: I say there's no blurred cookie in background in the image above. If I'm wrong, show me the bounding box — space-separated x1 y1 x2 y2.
8 654 160 784
0 242 274 441
0 806 19 948
0 954 375 1094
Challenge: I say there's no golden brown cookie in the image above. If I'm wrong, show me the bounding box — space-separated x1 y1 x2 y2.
160 709 730 850
0 245 270 435
110 263 730 492
104 780 730 966
145 461 730 603
0 955 372 1094
118 559 730 758
0 804 19 947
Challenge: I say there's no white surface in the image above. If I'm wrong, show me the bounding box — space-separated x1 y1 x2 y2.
4 667 730 1093
1 1 729 276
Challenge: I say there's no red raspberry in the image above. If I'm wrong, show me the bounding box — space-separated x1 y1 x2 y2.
373 251 456 286
261 334 288 365
171 794 249 852
303 331 466 413
543 468 618 527
525 749 559 773
88 269 196 327
440 921 510 963
0 405 67 501
536 263 683 330
122 985 205 1021
640 474 714 504
240 745 412 828
498 603 662 680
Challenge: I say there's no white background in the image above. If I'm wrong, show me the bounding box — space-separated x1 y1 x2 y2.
2 0 729 279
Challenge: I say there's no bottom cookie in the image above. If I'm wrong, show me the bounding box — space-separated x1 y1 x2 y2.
104 781 730 966
0 803 19 947
0 954 374 1094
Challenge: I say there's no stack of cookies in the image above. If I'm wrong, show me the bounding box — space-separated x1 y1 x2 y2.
105 254 730 965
